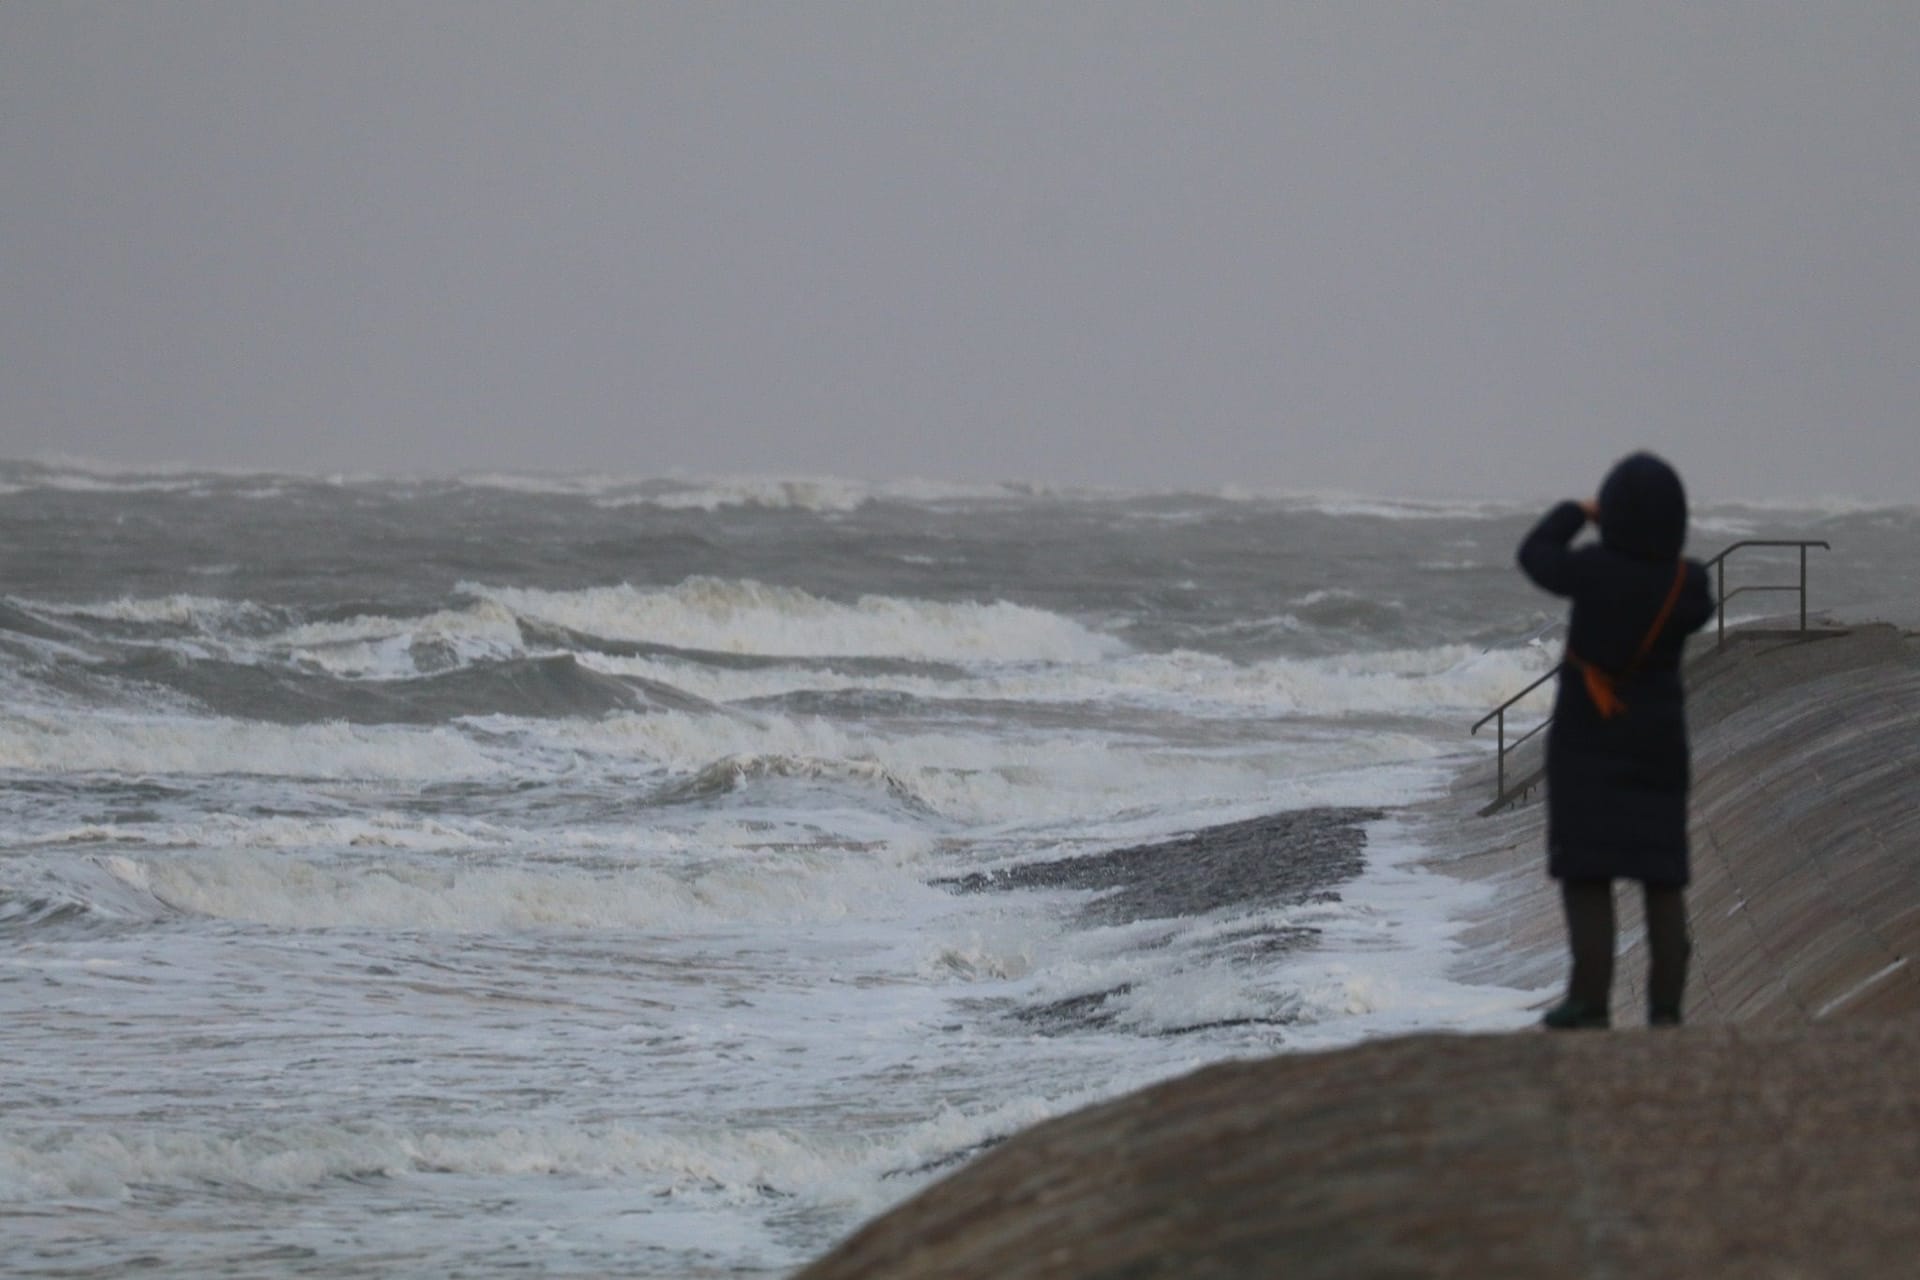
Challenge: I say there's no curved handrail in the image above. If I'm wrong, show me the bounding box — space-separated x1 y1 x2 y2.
1470 537 1831 809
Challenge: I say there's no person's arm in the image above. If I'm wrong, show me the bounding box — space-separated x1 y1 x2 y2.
1675 559 1717 634
1516 500 1592 597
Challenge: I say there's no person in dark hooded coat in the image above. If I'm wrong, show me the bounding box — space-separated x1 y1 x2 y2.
1517 452 1716 1029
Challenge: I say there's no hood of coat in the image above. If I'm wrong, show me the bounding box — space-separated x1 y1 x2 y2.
1597 452 1689 562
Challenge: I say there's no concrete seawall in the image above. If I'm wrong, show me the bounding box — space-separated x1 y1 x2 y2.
799 624 1920 1278
1439 622 1920 1025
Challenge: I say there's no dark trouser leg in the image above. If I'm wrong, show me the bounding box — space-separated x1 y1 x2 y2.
1561 878 1615 1011
1642 884 1690 1022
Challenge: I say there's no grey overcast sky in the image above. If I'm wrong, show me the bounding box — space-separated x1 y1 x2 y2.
3 3 1917 499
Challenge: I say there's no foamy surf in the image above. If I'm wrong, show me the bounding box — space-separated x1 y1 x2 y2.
0 714 507 779
469 578 1123 663
91 841 949 932
7 463 1911 1278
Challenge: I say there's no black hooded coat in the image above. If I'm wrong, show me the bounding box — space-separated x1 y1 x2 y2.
1517 454 1716 886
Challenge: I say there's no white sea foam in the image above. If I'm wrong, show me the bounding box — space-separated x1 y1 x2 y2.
931 645 1534 720
0 1082 1130 1219
22 593 272 629
261 600 526 676
935 644 1553 719
1244 644 1554 715
1263 815 1543 1048
877 476 1052 504
987 810 1544 1046
1289 588 1363 608
20 473 203 494
27 812 501 853
576 652 895 706
1212 488 1528 520
580 638 1553 721
592 475 1077 513
558 707 1031 786
470 578 1121 663
0 715 502 780
550 706 1452 827
98 838 942 932
0 1119 844 1202
1698 494 1915 517
1691 514 1761 538
13 453 271 481
600 476 872 513
456 472 642 496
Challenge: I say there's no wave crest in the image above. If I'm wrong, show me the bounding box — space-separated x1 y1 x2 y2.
660 752 933 810
94 842 940 932
0 716 502 780
470 578 1121 664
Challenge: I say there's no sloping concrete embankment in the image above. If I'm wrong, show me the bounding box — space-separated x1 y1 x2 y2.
1442 623 1920 1023
798 625 1920 1279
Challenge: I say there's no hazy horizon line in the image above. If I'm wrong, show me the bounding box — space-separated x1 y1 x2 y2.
3 451 1912 513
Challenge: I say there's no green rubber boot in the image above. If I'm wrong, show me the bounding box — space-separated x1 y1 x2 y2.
1541 998 1610 1030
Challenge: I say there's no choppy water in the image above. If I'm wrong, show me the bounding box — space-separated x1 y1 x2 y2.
2 459 1912 1277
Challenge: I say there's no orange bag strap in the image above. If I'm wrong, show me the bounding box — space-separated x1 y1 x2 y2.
1573 561 1687 720
1628 561 1689 675
1577 660 1626 719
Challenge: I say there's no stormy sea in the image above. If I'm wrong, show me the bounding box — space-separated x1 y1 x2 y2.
3 458 1913 1277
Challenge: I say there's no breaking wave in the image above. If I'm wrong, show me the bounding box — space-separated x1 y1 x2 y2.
95 842 942 932
22 812 499 853
1213 489 1530 520
19 593 279 631
586 642 1558 720
469 578 1121 663
601 476 872 513
98 649 699 723
657 753 934 810
590 475 1064 512
0 1089 1104 1214
557 708 1452 825
0 715 504 780
257 600 525 677
0 1118 852 1200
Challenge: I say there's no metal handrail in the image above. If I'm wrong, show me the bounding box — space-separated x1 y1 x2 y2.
1471 538 1831 810
1700 539 1830 648
1470 663 1562 801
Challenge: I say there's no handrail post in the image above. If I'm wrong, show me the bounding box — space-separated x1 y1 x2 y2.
1799 544 1808 631
1496 709 1506 798
1716 558 1726 649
